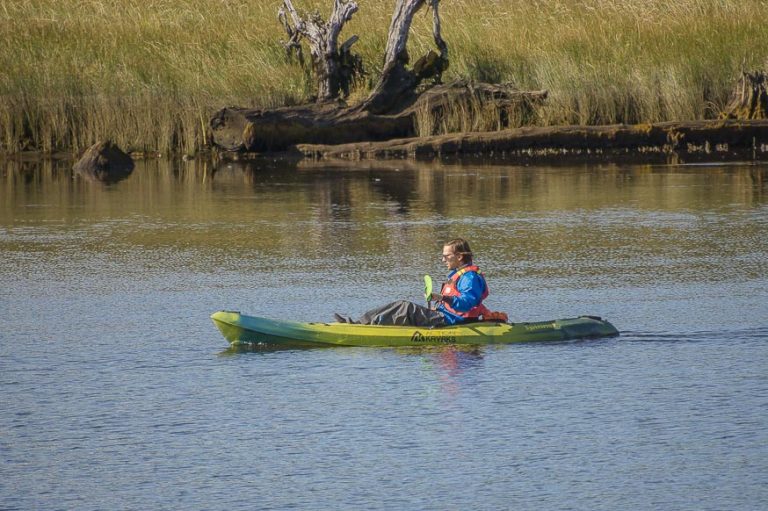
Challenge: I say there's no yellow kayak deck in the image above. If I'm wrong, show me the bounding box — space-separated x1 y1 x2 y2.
211 311 619 348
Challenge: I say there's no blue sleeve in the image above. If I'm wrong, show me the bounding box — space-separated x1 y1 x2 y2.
447 272 486 312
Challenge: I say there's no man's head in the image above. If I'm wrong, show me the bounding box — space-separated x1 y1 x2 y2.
441 238 473 269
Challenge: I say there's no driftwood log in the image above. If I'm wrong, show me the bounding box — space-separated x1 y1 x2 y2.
295 120 768 160
210 0 548 153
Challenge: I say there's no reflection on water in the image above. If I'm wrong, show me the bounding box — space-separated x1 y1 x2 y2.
3 156 766 299
426 346 485 396
2 157 768 511
4 157 766 219
219 343 486 396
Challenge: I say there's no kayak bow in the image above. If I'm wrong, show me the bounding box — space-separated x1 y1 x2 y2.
211 311 619 348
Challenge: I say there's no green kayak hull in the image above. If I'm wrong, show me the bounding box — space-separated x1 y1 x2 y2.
211 311 619 348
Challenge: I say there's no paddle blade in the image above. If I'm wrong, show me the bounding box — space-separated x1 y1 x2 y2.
424 274 433 303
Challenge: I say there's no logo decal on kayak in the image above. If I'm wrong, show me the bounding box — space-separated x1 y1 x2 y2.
524 321 558 331
411 331 457 344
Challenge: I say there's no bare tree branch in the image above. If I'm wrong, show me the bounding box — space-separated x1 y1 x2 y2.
278 4 304 65
431 0 447 62
278 0 360 101
357 0 448 114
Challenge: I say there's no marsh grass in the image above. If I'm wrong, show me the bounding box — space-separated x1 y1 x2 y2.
1 0 767 154
413 90 542 137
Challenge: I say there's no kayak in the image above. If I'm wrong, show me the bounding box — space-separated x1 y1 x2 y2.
210 310 619 348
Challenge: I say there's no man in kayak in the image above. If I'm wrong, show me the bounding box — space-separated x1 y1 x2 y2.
334 238 495 326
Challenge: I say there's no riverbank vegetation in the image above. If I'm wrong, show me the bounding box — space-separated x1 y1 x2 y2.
1 0 767 155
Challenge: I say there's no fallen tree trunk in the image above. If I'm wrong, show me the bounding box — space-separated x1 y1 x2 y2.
209 102 413 152
210 80 547 152
294 119 768 160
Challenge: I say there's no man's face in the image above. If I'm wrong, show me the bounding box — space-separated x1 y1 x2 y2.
441 245 462 270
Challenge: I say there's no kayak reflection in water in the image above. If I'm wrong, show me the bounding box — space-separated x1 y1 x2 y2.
334 238 506 327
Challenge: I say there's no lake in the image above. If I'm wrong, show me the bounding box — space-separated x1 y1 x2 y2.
1 157 767 510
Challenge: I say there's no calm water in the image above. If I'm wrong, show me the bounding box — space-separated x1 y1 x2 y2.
1 158 767 510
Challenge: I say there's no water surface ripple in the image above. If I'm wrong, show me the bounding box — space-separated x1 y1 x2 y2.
1 160 767 510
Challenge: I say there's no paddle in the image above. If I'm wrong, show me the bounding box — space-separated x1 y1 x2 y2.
424 274 433 305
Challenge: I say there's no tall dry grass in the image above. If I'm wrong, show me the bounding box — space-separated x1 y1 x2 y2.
1 0 767 154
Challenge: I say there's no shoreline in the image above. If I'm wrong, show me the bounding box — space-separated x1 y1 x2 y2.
4 120 768 168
